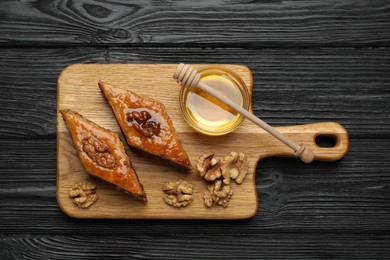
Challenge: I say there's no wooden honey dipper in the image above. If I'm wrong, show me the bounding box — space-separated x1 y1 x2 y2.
173 63 315 163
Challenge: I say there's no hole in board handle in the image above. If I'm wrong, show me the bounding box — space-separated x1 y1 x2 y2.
315 135 337 148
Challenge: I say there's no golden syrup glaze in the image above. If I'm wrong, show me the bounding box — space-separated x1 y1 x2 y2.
98 81 192 170
124 108 161 137
61 109 147 201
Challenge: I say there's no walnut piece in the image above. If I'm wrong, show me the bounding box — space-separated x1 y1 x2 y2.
69 182 98 209
196 152 222 181
126 110 161 137
221 152 249 184
162 180 193 208
203 180 233 208
127 110 152 124
82 137 115 168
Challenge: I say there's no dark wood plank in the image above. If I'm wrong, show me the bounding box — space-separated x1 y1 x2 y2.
0 0 389 47
0 48 106 138
1 234 390 259
0 47 389 139
1 138 389 233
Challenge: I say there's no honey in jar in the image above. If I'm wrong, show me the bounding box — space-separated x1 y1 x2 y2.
179 66 250 136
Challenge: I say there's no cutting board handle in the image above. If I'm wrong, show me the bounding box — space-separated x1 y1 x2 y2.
267 122 349 162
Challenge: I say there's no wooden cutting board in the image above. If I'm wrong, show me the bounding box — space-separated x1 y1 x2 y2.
57 64 349 219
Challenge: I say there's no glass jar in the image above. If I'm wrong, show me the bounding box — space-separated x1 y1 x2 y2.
179 65 250 136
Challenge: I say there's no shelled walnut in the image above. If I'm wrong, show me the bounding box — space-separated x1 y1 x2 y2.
204 180 233 208
69 182 98 209
221 152 249 185
196 152 222 181
162 180 193 208
196 151 249 208
126 110 160 137
82 136 115 168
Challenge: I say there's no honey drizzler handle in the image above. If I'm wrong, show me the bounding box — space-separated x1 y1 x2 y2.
173 63 315 163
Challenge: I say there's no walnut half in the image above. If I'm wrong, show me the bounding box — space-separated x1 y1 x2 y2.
126 110 161 137
221 152 249 185
204 180 233 208
82 136 115 168
69 182 98 209
196 152 222 181
162 180 193 208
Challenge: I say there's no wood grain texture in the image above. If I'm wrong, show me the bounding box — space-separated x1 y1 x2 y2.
0 0 389 47
0 47 389 139
1 234 390 259
0 0 390 254
0 138 389 233
57 64 349 219
57 64 256 219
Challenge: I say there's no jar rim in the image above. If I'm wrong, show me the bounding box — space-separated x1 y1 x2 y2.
179 65 250 136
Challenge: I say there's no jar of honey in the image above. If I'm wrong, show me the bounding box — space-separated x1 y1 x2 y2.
179 66 250 136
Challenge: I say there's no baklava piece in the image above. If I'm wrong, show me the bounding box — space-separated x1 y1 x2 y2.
61 109 147 202
99 81 192 170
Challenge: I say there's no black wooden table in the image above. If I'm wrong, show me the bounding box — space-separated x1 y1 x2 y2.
1 1 390 259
